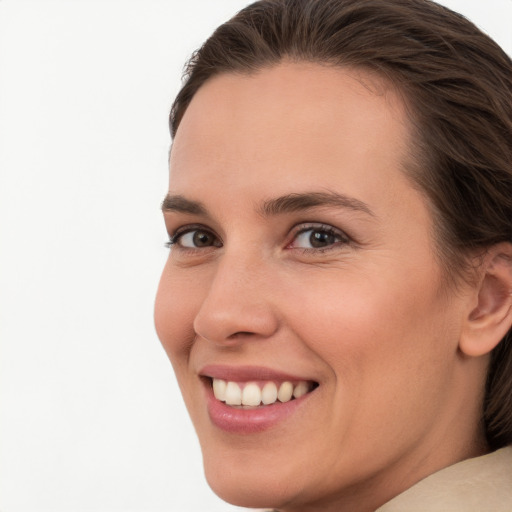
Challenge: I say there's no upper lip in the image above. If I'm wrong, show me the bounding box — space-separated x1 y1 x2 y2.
199 364 316 383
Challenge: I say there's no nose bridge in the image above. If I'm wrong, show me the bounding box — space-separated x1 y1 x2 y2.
193 248 278 344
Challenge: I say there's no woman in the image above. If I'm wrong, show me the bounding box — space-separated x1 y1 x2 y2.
155 0 512 510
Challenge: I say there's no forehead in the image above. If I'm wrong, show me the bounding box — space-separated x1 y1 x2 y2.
169 62 414 209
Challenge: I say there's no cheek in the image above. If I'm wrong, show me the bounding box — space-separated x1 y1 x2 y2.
154 262 200 370
284 263 456 408
280 266 460 473
296 255 447 346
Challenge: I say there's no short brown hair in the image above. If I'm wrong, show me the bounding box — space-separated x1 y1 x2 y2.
169 0 512 449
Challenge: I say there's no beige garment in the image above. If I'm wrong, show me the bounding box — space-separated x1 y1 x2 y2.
377 446 512 512
256 447 512 511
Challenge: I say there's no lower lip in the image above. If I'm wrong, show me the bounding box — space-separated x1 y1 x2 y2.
205 383 313 434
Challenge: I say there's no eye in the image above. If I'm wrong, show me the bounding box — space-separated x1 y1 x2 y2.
290 224 348 250
168 227 222 249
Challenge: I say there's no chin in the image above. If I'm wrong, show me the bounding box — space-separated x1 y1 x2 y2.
207 479 277 510
201 442 304 510
205 469 293 510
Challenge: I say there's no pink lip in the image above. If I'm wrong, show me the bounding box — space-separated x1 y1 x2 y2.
199 364 312 383
199 365 317 434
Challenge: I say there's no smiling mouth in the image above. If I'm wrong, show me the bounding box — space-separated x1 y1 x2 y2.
207 377 319 407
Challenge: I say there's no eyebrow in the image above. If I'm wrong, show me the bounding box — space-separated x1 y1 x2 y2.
161 194 207 215
161 191 374 217
259 191 375 217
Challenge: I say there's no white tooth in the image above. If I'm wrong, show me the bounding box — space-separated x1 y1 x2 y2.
261 382 278 405
277 381 293 403
293 381 309 399
225 381 242 405
242 382 262 406
212 378 227 401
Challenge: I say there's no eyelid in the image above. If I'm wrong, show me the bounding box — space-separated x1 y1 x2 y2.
166 223 222 248
165 221 353 252
287 222 351 250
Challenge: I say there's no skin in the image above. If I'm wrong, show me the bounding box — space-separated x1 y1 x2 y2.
154 63 490 512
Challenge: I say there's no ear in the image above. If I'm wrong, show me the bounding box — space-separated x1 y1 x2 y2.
460 243 512 357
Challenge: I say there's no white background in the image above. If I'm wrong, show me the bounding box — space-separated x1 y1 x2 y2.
0 1 510 511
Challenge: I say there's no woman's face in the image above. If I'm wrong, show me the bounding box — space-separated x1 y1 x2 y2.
155 63 476 511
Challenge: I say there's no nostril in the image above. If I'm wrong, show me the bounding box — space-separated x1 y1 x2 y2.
193 288 280 345
228 331 257 339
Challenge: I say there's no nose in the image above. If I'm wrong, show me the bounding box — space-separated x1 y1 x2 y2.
193 254 279 345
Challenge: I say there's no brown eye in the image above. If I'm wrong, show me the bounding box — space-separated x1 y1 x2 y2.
192 230 215 247
173 229 221 249
292 226 347 250
308 230 338 248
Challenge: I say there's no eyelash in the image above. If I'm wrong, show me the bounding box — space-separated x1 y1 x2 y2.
290 223 350 253
166 222 351 255
165 224 219 249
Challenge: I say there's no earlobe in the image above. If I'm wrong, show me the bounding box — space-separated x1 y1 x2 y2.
460 243 512 357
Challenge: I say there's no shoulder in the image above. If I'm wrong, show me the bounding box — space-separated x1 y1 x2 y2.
377 446 512 512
